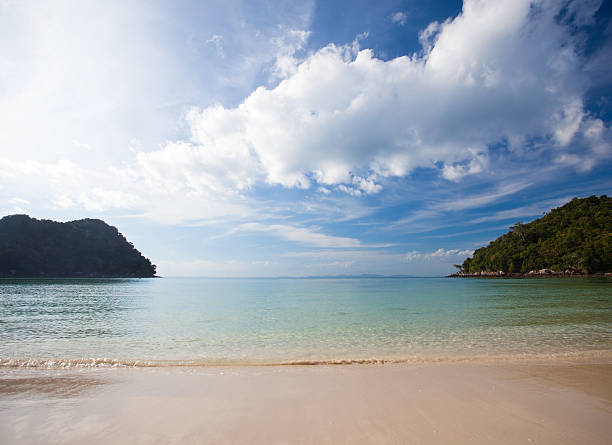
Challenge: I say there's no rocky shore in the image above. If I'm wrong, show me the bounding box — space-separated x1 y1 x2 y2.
448 269 612 278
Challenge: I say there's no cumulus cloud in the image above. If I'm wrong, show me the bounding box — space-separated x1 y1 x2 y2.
554 117 612 170
129 0 608 202
1 0 609 229
441 150 489 182
335 175 383 196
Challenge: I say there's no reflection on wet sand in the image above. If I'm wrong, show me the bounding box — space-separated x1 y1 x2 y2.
0 374 106 398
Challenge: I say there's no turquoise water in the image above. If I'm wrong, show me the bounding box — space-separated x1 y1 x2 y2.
1 277 611 366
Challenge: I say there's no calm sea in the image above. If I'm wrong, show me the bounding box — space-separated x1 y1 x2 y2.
1 277 611 367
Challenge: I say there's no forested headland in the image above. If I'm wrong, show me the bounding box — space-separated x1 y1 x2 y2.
0 215 156 278
452 195 611 277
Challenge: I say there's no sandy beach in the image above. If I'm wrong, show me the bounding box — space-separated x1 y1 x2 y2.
1 357 611 444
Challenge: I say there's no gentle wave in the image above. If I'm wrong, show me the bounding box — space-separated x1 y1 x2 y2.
2 350 611 369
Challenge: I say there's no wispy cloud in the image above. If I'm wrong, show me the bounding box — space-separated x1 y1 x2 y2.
391 11 407 26
389 181 533 235
469 197 572 224
394 209 440 226
231 223 392 248
279 247 476 276
206 34 225 58
424 225 511 239
429 248 474 257
436 182 532 212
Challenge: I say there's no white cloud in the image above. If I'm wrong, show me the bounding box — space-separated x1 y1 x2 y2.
469 197 571 224
71 139 92 151
0 159 86 184
305 260 355 269
0 1 186 167
273 247 475 276
0 0 608 229
434 181 532 212
429 248 474 257
132 0 606 201
553 99 584 146
72 188 141 213
441 150 489 182
335 175 383 196
404 251 422 262
554 117 612 171
391 11 407 26
158 252 394 277
418 21 441 54
353 175 383 194
206 34 225 59
337 184 363 196
9 197 30 205
271 28 311 80
0 0 315 169
394 209 441 226
555 153 596 172
231 222 391 248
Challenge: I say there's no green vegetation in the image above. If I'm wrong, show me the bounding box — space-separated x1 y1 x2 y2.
459 195 611 274
0 215 156 277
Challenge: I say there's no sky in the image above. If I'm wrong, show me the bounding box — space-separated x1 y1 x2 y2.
1 0 611 277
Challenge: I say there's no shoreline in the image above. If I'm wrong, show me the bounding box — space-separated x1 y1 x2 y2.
1 355 611 444
447 271 612 278
2 349 612 369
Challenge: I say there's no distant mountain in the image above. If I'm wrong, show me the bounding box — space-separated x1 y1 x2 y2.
455 195 611 276
0 215 156 278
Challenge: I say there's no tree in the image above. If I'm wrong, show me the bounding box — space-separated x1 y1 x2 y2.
459 195 611 274
0 215 157 277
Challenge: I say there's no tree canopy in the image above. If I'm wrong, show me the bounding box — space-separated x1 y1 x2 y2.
459 195 611 274
0 215 156 277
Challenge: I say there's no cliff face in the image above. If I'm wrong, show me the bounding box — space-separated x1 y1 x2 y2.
0 215 156 278
457 195 611 275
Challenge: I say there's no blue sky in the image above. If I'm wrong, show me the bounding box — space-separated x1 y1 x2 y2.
1 0 611 276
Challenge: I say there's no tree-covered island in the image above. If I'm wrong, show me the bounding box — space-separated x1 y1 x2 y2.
450 195 611 277
0 215 156 278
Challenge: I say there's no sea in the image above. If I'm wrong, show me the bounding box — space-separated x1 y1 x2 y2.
1 277 611 367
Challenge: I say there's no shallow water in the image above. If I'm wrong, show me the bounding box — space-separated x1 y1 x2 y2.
1 277 611 366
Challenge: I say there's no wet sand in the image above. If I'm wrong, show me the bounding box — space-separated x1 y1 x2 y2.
1 358 611 444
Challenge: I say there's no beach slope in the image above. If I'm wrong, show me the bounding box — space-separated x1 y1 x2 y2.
1 359 611 444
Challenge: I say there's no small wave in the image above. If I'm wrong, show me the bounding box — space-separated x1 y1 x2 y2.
2 350 611 369
0 358 160 369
